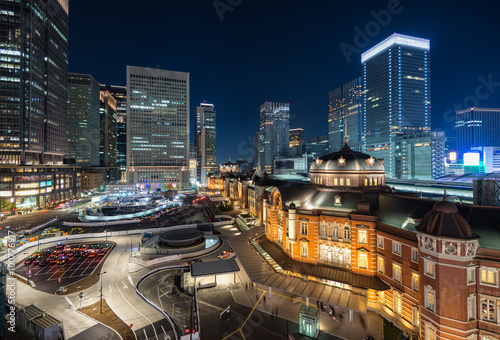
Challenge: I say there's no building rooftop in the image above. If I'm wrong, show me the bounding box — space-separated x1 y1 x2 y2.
361 33 430 63
19 305 60 330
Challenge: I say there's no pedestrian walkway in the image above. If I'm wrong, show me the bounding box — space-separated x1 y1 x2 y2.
232 263 381 340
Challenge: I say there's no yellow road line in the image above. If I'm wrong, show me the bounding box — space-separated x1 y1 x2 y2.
221 329 240 340
240 329 246 339
241 291 265 328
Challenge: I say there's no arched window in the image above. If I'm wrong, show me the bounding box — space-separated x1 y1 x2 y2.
327 222 333 237
344 224 351 239
320 221 327 238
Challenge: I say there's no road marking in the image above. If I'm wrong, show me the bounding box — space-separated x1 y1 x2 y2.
222 291 265 340
122 280 128 289
143 329 148 340
114 282 159 340
108 284 113 293
157 285 164 311
160 325 170 340
64 296 76 309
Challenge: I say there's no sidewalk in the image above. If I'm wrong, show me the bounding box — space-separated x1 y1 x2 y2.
231 267 381 340
13 279 118 339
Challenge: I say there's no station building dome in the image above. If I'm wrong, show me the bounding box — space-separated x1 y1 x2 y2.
309 142 386 189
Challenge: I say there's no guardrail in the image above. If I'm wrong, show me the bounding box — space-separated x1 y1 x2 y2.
63 220 139 227
25 218 58 235
135 266 189 340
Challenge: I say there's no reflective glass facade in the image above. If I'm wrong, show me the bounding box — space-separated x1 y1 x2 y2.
126 66 189 189
258 102 290 174
455 108 500 156
102 85 127 174
195 103 217 184
0 0 69 165
289 128 304 148
362 34 431 178
67 73 100 166
328 77 362 153
395 131 445 180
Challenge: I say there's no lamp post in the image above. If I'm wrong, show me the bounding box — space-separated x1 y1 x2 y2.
97 271 107 314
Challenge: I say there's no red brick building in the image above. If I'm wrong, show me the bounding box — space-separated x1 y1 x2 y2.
228 142 500 339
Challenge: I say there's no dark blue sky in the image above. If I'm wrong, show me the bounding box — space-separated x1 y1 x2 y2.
69 0 500 163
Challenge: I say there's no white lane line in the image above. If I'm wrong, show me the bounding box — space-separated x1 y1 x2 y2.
64 296 75 309
143 329 148 340
122 280 128 289
109 284 113 293
157 285 164 311
114 282 159 340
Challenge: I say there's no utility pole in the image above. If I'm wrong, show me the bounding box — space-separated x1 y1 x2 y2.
97 272 107 314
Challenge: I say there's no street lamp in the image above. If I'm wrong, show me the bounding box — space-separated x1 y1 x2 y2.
97 271 107 314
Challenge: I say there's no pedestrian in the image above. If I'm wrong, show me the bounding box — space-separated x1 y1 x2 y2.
263 295 266 304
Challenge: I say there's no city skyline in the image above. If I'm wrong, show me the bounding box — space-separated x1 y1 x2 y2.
68 1 500 164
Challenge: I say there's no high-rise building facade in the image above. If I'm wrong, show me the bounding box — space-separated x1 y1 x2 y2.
362 34 431 178
68 73 100 166
455 107 500 156
126 66 189 189
289 128 304 148
0 0 79 213
99 91 118 182
395 131 445 180
0 0 69 165
194 103 217 185
328 77 362 153
258 102 290 174
101 85 127 181
99 91 117 168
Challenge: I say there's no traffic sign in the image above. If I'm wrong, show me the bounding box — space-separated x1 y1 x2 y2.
129 324 133 328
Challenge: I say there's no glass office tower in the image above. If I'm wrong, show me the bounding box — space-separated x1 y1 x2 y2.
362 34 431 178
328 77 362 153
101 85 127 180
194 103 217 185
289 128 304 148
0 0 79 213
258 102 290 174
126 66 190 189
0 0 69 165
67 73 100 166
455 107 500 156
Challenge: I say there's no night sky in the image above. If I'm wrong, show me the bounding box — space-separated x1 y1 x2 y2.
69 0 500 163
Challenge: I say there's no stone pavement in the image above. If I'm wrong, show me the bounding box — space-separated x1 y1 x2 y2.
229 267 381 340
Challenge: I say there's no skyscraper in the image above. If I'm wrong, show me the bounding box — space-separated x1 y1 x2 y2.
67 73 100 166
194 103 217 185
99 91 117 182
101 85 127 181
362 34 431 178
126 66 189 189
0 0 79 212
395 131 445 180
328 78 362 153
0 0 69 165
455 107 500 156
289 128 304 148
258 102 290 174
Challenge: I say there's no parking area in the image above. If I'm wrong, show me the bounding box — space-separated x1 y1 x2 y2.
15 242 113 293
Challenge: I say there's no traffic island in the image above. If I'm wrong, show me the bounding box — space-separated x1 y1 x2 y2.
79 298 135 340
